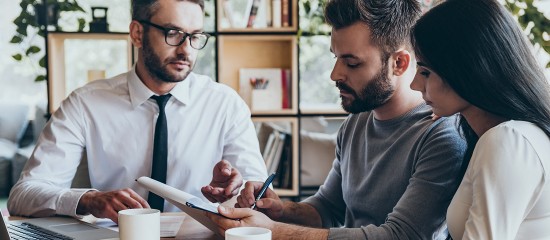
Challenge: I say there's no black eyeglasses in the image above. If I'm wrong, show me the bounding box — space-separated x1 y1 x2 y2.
138 20 210 50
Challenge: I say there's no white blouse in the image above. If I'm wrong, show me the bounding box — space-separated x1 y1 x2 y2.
447 120 550 239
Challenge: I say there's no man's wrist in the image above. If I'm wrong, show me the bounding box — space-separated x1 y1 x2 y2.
76 190 97 215
278 201 295 222
272 222 329 240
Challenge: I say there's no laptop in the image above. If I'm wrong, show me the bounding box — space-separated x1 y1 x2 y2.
1 211 119 240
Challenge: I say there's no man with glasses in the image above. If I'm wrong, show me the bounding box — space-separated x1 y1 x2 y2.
8 0 267 223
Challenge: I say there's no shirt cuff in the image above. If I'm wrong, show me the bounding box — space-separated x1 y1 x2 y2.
328 227 366 240
56 188 95 218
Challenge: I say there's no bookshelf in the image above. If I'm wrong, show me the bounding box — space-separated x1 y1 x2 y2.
216 0 302 197
218 35 298 115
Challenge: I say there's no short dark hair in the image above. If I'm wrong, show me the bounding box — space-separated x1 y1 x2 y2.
132 0 204 21
412 0 550 138
324 0 421 54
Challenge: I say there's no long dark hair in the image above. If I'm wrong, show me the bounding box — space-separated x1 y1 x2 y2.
412 0 550 145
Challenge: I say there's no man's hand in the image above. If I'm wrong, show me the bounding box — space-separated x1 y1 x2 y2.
206 205 275 235
236 181 284 220
201 160 243 203
76 189 149 223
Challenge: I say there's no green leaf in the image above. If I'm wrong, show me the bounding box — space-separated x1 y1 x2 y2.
74 4 85 12
16 25 27 36
39 56 46 68
10 35 23 44
34 75 47 82
304 1 311 14
12 54 23 61
77 18 86 32
546 61 550 69
25 45 41 55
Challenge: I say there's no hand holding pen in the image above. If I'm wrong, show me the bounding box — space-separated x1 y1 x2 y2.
251 173 277 209
236 173 285 219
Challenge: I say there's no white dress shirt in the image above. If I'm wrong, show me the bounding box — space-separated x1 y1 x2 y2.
8 67 267 217
447 120 550 239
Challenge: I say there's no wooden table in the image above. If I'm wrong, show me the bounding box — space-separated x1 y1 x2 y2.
9 212 222 240
160 212 221 240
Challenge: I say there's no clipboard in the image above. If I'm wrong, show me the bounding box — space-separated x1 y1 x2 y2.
136 176 238 234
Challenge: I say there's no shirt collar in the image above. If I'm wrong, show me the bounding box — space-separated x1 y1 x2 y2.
128 65 191 108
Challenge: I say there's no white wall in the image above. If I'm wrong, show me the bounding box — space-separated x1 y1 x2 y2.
0 0 47 115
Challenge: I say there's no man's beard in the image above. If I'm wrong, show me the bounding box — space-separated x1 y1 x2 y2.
336 64 394 114
142 33 193 83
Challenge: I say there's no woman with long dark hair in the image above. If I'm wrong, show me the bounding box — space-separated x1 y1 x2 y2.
410 0 550 238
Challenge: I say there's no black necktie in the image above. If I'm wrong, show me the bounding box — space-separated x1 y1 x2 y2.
148 94 171 211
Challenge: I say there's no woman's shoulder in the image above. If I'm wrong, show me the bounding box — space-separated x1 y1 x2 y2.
476 120 550 172
482 120 548 144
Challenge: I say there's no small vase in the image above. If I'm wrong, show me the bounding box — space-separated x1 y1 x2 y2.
35 3 60 31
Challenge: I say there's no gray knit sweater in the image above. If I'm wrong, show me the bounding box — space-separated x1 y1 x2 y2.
303 104 467 240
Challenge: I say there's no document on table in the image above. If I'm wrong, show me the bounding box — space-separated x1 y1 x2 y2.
160 215 185 237
93 215 185 237
136 176 235 234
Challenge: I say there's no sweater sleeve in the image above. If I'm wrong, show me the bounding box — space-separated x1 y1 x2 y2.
355 118 467 240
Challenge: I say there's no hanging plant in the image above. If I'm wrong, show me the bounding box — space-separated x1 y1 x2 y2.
9 0 86 82
504 0 550 68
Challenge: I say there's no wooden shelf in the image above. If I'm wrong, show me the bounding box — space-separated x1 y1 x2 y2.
46 33 132 113
218 35 298 115
218 27 297 33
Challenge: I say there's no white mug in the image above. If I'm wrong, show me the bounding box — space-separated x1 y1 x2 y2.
225 227 272 240
118 209 160 240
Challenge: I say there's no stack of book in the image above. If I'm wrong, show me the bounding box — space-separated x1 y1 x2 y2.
222 0 293 29
256 122 293 189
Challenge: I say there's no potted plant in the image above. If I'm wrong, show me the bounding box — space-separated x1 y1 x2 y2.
9 0 86 82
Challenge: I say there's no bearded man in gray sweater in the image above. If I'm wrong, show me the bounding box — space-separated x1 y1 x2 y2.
206 0 469 239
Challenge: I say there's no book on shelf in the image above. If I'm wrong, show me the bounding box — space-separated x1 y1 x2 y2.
271 0 282 27
267 131 286 174
281 0 290 27
273 131 292 189
262 130 276 160
263 130 279 170
222 0 236 28
255 121 293 189
265 0 272 27
246 0 262 28
282 68 291 109
239 68 291 111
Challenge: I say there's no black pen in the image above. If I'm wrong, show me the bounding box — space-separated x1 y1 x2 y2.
251 173 277 209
